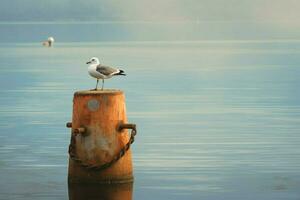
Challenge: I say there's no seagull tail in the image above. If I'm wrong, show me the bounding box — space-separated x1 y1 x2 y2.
115 69 126 76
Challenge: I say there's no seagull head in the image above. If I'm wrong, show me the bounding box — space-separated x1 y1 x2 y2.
47 37 55 43
86 57 100 65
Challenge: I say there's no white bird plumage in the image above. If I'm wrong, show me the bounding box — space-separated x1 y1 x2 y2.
86 57 126 90
48 37 54 44
42 36 55 47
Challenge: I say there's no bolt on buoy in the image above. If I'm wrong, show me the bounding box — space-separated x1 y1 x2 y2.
66 89 137 184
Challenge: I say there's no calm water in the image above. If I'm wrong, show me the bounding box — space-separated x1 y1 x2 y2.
0 23 300 200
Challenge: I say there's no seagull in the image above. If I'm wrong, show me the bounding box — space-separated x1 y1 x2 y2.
86 57 126 90
47 37 55 46
42 36 55 47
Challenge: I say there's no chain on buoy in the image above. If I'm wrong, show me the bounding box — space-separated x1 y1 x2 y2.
66 90 137 184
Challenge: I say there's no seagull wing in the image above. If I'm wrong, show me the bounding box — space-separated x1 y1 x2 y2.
96 65 119 76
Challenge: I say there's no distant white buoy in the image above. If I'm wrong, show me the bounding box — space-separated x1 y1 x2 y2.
42 36 55 47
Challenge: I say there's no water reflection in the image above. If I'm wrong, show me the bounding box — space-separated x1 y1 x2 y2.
68 182 133 200
1 40 300 199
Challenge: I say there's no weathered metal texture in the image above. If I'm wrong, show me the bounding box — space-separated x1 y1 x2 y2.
68 90 133 183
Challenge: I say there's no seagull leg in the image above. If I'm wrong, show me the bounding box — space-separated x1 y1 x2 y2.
95 79 99 90
101 79 104 90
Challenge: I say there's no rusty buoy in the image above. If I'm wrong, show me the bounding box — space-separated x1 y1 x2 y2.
66 90 136 183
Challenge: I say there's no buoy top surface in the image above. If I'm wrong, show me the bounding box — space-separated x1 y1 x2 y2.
74 89 123 96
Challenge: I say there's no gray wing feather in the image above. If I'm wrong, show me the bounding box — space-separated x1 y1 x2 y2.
96 65 118 76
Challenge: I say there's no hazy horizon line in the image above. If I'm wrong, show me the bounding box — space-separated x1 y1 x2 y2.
0 20 298 25
1 39 300 45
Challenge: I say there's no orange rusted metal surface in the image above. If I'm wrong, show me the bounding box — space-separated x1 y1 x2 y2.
68 90 134 183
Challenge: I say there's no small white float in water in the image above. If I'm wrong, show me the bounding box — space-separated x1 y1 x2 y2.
42 37 55 47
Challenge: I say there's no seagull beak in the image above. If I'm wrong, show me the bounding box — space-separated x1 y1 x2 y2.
86 61 91 64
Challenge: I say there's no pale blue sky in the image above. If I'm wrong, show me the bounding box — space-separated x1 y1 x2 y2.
0 0 299 41
0 0 299 22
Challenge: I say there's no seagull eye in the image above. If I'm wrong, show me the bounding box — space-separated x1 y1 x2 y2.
92 59 95 61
